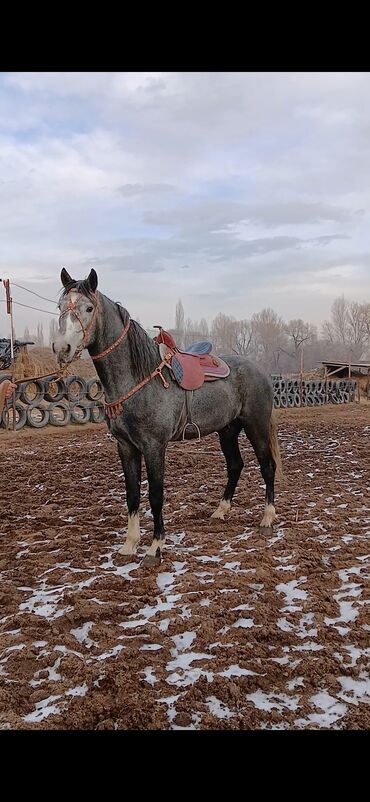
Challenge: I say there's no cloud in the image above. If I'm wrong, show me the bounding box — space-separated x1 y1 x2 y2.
117 183 175 197
143 200 356 234
1 71 370 335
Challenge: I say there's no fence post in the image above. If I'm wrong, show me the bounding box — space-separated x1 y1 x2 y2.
2 279 16 431
299 346 304 407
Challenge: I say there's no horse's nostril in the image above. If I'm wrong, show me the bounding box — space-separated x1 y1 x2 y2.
66 344 71 353
52 342 56 354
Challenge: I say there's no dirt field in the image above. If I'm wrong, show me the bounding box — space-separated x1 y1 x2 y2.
0 404 369 730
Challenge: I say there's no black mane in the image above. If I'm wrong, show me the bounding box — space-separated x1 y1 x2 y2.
117 305 159 383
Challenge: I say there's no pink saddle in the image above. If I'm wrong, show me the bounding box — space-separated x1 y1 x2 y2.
153 328 230 391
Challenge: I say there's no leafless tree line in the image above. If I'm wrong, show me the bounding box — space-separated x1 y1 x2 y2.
23 295 370 375
169 297 370 374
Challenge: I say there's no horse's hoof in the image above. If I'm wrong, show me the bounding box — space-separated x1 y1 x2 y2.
141 554 161 568
117 551 138 562
211 500 230 520
259 525 273 536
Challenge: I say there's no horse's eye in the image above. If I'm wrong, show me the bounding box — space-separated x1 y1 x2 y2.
87 306 93 313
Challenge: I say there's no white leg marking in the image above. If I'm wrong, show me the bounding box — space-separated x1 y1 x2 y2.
260 503 276 528
146 537 166 557
211 499 231 520
118 513 140 555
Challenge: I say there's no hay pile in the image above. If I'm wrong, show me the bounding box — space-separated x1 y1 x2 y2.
12 346 97 381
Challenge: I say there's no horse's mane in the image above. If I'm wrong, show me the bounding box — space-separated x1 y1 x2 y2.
117 304 159 382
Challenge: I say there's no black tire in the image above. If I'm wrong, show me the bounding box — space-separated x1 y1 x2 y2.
90 402 105 423
71 403 91 424
44 377 66 403
1 402 27 430
86 378 103 402
19 379 45 406
49 402 71 426
65 375 87 402
26 406 50 428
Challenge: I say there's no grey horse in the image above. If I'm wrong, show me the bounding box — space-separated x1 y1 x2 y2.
53 268 282 567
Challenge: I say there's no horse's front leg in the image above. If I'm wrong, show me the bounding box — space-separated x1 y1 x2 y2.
142 444 166 568
117 440 142 557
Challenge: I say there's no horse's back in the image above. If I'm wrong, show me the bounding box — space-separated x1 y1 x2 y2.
218 353 274 421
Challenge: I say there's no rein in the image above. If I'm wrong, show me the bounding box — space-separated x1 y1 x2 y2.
104 354 171 419
58 290 171 419
14 370 64 386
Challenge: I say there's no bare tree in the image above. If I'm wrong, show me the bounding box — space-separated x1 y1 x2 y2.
183 317 194 348
251 308 287 372
347 302 367 359
210 313 239 353
23 326 31 340
322 296 367 360
361 302 370 357
198 318 209 338
284 318 317 370
34 322 44 347
49 318 58 347
235 319 254 356
175 299 185 349
330 296 348 343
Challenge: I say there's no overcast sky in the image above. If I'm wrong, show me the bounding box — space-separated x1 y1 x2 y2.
0 71 369 338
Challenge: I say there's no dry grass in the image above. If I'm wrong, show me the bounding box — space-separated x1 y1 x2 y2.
11 346 97 381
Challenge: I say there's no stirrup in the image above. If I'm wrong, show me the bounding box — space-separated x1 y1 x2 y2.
182 422 201 442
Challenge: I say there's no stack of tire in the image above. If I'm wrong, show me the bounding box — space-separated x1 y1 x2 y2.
272 378 357 408
0 373 358 430
0 375 106 431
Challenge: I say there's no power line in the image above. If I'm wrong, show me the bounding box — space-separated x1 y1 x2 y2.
10 282 57 305
0 299 58 315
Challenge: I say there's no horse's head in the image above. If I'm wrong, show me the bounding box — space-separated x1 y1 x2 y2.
53 268 99 365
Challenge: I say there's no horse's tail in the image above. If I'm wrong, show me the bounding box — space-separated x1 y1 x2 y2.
269 413 283 483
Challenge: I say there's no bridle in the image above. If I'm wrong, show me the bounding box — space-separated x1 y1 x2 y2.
59 290 100 360
58 289 171 418
59 290 131 362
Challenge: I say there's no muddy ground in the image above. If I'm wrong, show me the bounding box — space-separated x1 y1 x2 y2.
0 404 369 730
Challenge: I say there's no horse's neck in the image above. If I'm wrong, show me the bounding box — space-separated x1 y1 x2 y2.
88 294 135 400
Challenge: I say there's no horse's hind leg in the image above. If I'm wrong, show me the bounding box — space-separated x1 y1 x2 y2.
244 418 278 530
211 421 243 520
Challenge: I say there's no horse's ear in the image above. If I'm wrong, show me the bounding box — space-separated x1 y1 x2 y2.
61 267 74 287
87 268 98 293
